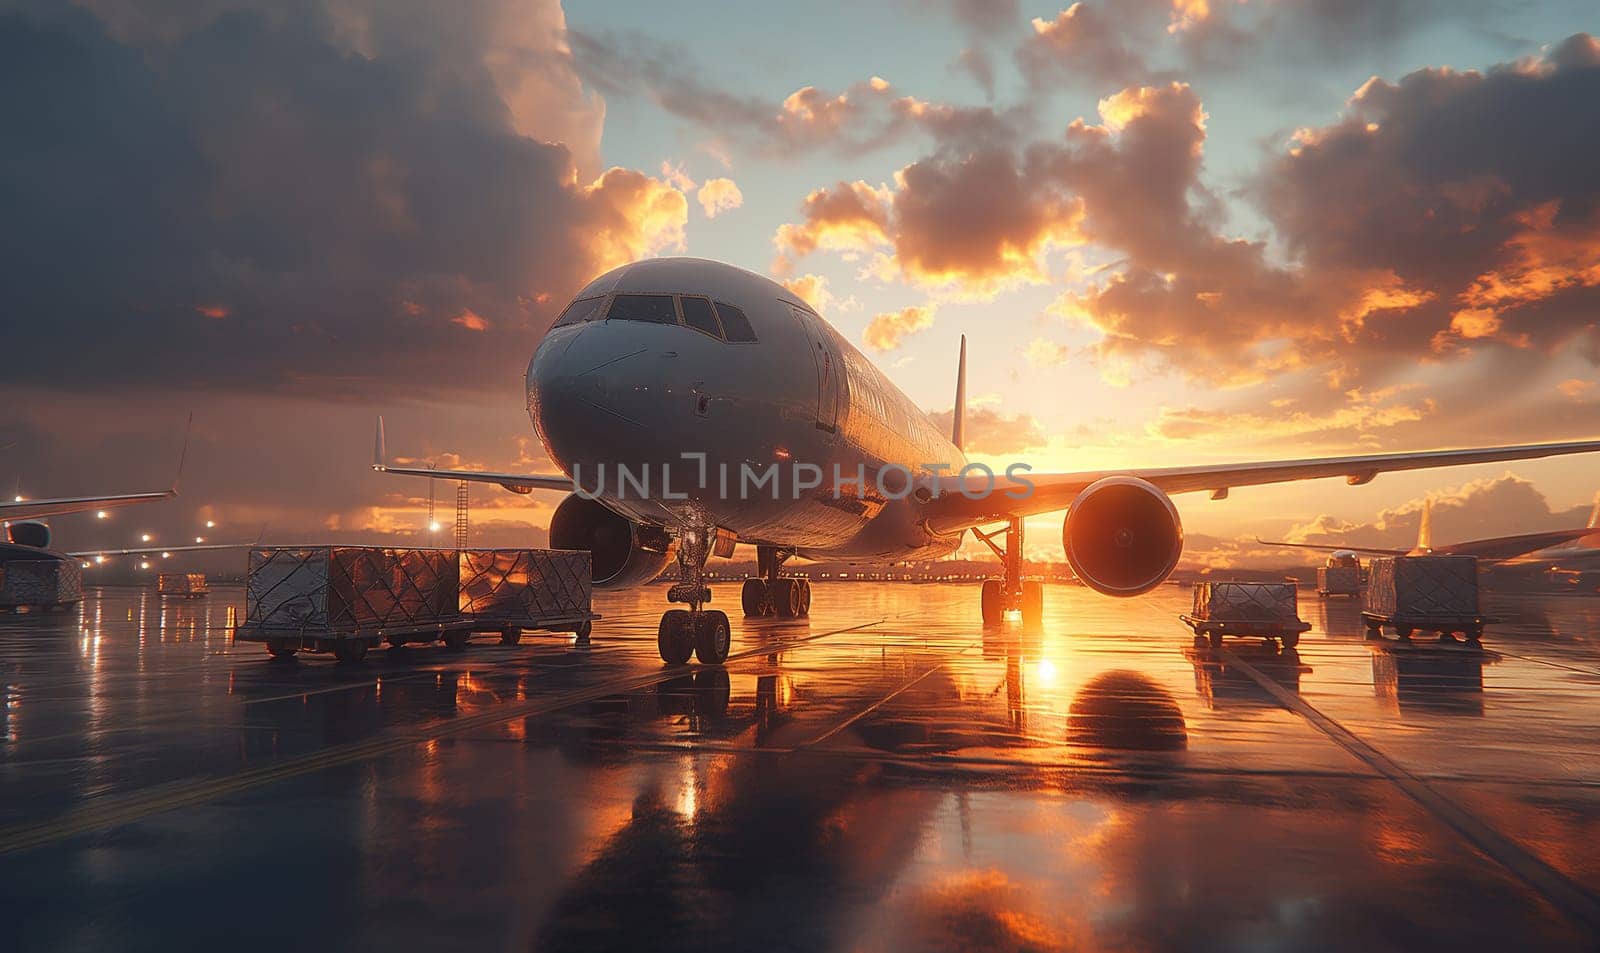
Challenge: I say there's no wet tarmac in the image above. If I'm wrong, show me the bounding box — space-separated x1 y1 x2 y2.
3 583 1600 951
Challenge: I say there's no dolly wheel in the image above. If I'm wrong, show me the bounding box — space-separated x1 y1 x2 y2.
266 639 298 661
499 627 521 646
333 641 368 664
443 631 470 652
1280 631 1300 649
573 619 593 644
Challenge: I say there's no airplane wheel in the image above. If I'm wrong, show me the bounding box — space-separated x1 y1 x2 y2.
694 610 731 665
1021 580 1043 624
333 640 368 664
266 639 298 661
742 578 767 617
980 579 1003 626
658 610 694 665
771 579 800 617
796 579 812 617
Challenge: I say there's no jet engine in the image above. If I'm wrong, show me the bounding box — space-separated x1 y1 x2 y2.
548 494 675 589
6 520 51 549
1062 476 1183 596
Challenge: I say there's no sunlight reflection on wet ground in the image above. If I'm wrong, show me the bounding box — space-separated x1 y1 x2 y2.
2 582 1599 950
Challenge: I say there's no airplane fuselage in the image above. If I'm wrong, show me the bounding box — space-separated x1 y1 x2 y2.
526 258 968 559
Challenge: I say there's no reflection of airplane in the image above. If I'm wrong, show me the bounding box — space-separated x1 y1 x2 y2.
1257 496 1596 563
374 257 1600 665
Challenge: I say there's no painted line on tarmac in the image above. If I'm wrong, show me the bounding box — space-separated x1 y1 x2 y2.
0 617 887 856
1222 646 1600 934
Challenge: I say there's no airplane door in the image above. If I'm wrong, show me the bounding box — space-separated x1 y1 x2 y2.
791 306 840 433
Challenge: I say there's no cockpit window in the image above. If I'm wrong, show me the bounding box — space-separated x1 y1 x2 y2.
552 295 606 328
607 293 679 324
678 296 724 339
713 301 758 342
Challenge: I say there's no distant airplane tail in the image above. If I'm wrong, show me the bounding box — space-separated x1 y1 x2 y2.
951 335 967 452
1417 496 1434 552
1589 490 1600 530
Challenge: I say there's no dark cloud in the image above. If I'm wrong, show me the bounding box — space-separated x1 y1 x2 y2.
1 1 686 399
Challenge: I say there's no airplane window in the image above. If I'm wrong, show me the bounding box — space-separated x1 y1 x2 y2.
552 295 606 327
678 296 725 339
607 294 679 324
714 302 758 342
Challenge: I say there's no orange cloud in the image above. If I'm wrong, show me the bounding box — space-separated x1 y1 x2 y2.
1023 337 1070 366
863 304 936 351
580 167 689 272
195 305 230 319
451 309 489 331
696 177 743 218
780 273 834 314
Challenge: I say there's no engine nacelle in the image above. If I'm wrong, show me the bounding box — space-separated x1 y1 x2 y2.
6 520 51 550
1062 476 1183 596
548 494 674 589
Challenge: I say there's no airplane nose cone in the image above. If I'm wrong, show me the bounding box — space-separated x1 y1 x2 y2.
527 325 652 469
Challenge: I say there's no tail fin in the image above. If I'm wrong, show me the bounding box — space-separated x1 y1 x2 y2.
951 335 967 451
1417 496 1434 552
1589 490 1600 530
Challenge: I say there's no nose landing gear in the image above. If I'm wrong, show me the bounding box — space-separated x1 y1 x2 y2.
975 516 1043 626
740 546 811 618
657 526 731 665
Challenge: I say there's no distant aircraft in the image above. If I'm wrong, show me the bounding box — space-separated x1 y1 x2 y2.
1256 496 1598 562
374 257 1600 665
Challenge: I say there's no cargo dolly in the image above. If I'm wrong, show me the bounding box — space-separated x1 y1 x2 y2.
232 546 597 662
1181 581 1311 649
1360 555 1492 642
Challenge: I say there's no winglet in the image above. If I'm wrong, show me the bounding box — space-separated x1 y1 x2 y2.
172 412 193 494
373 416 388 472
951 335 967 452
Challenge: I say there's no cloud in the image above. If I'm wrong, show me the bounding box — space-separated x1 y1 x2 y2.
1272 473 1593 551
696 177 744 218
1023 338 1071 366
863 304 937 351
780 273 835 314
926 405 1045 455
0 1 687 399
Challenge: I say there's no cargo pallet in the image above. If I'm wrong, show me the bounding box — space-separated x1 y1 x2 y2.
1362 555 1489 642
231 546 596 663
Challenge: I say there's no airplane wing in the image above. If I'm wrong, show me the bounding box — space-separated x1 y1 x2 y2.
1253 538 1409 558
924 438 1600 530
370 417 571 493
0 490 176 522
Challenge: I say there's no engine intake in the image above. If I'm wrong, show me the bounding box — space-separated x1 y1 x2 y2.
1063 476 1183 596
6 521 51 550
548 494 674 589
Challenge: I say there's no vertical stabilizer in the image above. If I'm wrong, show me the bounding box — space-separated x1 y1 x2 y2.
1417 496 1434 553
951 335 967 451
1588 490 1600 530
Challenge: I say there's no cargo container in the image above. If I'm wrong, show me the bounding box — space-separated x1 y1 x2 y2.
1362 555 1488 641
157 572 209 598
1181 581 1310 648
232 546 595 662
1316 552 1362 597
0 558 83 611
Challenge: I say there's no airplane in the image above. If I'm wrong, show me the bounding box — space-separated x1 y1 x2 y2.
373 257 1600 667
1255 495 1599 562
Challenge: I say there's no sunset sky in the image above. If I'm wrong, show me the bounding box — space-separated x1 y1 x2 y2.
3 0 1599 566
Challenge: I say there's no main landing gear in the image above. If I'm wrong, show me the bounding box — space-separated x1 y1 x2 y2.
657 526 731 666
975 516 1043 626
740 546 811 618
